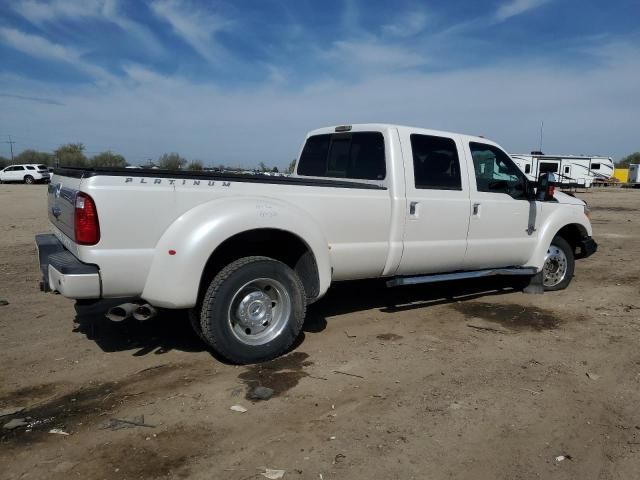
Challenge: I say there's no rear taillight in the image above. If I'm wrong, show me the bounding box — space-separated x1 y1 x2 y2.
75 192 100 245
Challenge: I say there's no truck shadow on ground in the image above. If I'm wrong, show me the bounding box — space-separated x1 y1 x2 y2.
72 276 522 360
72 299 208 357
305 276 522 332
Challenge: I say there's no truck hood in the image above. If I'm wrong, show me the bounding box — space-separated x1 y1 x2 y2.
553 191 586 206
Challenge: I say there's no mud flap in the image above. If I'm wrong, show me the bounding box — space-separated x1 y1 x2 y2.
522 271 544 295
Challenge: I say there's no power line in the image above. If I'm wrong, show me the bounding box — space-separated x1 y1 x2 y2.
2 135 16 161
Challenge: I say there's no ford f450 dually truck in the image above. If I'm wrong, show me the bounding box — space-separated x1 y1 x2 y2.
36 124 597 363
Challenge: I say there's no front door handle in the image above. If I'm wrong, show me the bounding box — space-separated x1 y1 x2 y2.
473 202 481 215
409 201 418 216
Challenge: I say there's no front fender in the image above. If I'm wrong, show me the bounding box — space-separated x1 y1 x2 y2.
525 203 592 270
141 196 331 308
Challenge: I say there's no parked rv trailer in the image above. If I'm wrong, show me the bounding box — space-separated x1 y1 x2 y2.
629 164 640 184
511 153 614 188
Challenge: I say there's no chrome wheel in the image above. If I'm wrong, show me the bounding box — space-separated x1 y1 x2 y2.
543 245 568 287
228 278 291 346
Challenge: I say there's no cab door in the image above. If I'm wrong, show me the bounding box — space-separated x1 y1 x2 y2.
464 141 539 270
396 131 471 275
7 166 23 181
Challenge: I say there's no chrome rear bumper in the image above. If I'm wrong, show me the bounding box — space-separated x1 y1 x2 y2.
36 233 101 299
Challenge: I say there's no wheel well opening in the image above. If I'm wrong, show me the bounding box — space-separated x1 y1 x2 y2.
556 223 587 254
198 229 320 303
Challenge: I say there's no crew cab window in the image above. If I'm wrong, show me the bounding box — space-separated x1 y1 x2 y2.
410 134 461 190
297 132 385 180
469 142 527 199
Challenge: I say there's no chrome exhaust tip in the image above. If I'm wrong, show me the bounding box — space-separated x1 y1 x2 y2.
105 302 138 322
132 304 158 321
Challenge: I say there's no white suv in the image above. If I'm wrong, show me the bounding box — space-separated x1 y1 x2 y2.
0 164 51 184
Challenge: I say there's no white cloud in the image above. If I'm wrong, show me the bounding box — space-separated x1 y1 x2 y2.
0 27 113 81
324 38 428 71
150 0 230 63
12 0 164 55
1 38 638 165
495 0 551 21
382 11 430 37
13 0 102 22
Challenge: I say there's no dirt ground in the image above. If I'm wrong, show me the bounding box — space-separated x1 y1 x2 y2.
1 184 639 480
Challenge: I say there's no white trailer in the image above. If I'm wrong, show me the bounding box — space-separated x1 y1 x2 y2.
511 152 614 188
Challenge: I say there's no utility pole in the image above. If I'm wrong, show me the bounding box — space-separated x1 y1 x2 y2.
3 135 16 161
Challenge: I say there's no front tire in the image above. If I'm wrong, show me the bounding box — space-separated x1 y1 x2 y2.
24 175 34 185
542 236 575 291
198 256 306 364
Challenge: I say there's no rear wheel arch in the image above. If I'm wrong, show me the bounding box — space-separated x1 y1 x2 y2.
197 228 320 305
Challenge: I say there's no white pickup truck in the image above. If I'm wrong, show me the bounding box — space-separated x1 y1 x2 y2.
36 124 597 363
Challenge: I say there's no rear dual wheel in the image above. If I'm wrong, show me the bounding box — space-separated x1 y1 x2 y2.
191 256 306 364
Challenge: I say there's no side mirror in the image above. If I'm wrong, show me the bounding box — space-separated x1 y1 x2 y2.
536 172 557 200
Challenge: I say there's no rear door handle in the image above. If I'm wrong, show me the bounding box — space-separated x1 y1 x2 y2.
409 201 418 216
473 203 481 215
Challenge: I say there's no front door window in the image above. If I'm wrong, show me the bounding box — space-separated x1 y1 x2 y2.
469 143 527 200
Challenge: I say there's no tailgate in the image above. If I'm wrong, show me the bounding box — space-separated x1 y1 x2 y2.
48 173 83 240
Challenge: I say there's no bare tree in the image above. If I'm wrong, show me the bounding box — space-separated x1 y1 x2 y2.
187 160 204 171
158 153 187 170
90 151 127 168
55 143 87 167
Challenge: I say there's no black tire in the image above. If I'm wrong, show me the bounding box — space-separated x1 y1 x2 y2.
188 306 208 343
543 236 575 291
24 175 34 185
199 256 306 364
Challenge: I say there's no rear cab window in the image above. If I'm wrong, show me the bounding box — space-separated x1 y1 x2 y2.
297 132 386 181
410 134 462 190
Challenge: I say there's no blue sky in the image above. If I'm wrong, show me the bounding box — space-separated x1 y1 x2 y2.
0 0 639 167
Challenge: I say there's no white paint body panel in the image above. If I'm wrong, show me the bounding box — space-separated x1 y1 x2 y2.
396 129 471 275
43 124 594 307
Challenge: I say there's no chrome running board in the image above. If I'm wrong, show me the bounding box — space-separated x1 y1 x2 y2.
386 267 538 288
